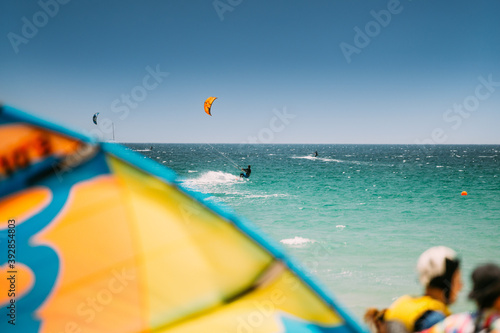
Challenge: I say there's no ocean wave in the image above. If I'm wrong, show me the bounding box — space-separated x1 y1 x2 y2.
280 237 316 246
292 156 344 163
245 194 288 199
333 269 353 278
182 171 242 189
205 191 288 199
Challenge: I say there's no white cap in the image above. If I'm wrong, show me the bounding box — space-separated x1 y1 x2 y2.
417 246 457 286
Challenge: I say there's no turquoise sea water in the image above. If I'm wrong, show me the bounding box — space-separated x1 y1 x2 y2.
125 143 500 320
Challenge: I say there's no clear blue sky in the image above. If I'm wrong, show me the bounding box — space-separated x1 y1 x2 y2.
2 0 499 144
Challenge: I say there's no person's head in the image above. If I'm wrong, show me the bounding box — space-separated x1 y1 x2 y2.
364 308 387 333
248 165 251 168
468 263 500 311
417 246 462 304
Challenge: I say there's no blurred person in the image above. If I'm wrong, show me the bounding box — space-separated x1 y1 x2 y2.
423 263 500 333
364 308 387 333
382 246 462 333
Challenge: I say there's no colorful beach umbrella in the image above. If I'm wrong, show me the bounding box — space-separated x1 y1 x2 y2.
0 104 367 333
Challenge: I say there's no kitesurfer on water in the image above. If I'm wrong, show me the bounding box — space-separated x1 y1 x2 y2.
314 151 318 157
240 165 251 178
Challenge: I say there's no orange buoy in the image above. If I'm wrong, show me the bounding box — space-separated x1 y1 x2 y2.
461 191 468 196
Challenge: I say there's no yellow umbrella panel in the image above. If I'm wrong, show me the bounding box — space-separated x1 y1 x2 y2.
0 105 367 333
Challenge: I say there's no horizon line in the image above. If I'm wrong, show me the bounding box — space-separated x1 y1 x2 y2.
118 142 500 146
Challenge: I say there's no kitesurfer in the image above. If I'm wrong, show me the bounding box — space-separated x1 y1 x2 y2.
422 263 500 333
240 165 251 178
314 151 318 157
382 246 462 333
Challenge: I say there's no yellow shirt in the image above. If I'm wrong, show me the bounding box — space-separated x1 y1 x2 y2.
384 295 451 332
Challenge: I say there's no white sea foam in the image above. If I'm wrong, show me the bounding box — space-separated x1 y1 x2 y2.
292 156 344 163
336 225 346 230
292 155 317 160
334 269 353 278
280 237 316 246
182 171 242 190
245 193 288 199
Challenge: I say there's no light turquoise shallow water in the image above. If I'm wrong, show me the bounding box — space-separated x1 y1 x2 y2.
126 143 500 319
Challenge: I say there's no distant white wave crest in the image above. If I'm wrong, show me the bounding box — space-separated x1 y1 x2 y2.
245 193 288 199
292 156 344 163
280 237 316 246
